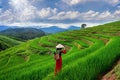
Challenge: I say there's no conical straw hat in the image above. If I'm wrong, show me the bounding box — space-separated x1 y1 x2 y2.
56 44 65 48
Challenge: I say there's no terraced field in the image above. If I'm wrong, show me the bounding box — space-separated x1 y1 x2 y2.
0 35 22 51
0 21 120 80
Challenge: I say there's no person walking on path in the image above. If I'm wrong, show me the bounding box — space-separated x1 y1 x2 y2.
54 44 67 76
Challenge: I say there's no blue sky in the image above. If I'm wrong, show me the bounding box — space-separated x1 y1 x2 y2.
0 0 120 28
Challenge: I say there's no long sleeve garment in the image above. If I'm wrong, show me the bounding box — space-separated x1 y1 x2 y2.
54 49 66 75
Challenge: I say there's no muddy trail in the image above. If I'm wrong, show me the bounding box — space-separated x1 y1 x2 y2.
101 60 120 80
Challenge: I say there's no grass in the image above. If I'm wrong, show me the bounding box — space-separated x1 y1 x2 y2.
55 37 120 80
0 35 22 51
0 21 120 80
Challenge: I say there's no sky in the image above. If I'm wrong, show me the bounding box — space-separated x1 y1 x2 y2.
0 0 120 28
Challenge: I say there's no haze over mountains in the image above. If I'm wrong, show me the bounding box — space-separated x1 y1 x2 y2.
0 26 9 31
0 26 80 41
40 26 80 33
0 25 80 33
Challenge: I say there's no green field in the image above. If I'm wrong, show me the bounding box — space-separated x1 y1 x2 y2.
0 21 120 80
0 35 22 51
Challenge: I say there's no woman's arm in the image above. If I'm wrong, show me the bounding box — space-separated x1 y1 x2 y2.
61 49 67 54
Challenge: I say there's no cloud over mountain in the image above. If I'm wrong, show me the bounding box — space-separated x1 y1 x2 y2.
0 0 120 28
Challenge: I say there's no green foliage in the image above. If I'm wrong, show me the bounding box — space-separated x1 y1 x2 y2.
0 21 120 80
0 28 45 41
0 35 22 51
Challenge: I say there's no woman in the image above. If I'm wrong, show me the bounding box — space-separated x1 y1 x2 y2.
54 44 67 76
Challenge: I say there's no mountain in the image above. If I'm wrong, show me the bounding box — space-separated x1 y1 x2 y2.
0 35 22 51
68 26 80 30
40 26 80 33
40 26 65 33
0 26 9 31
0 28 45 41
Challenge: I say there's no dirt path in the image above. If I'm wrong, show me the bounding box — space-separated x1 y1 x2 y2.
101 60 120 80
101 70 116 80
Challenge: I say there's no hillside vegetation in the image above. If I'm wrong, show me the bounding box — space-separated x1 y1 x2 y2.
0 35 22 51
0 21 120 80
0 28 45 41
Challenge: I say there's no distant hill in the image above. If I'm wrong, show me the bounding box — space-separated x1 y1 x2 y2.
68 26 80 30
40 26 65 33
0 28 45 41
0 35 22 51
40 26 80 33
0 26 9 31
0 25 80 34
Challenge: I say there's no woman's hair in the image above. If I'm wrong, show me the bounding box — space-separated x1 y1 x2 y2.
56 48 62 56
56 48 62 50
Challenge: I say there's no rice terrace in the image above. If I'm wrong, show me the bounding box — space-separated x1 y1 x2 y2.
0 21 120 80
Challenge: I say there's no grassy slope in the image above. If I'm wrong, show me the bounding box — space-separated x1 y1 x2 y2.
0 35 22 51
0 21 120 80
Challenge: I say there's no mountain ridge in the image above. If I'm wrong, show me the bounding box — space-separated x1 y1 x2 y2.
0 26 80 34
0 28 45 41
40 26 80 33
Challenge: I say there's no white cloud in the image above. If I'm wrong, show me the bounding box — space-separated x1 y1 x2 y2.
8 0 58 21
114 10 120 19
0 0 120 28
37 7 57 18
49 10 112 21
62 0 97 5
9 0 30 11
4 22 101 29
62 0 120 6
49 11 79 20
9 0 37 22
62 0 86 5
114 10 120 15
70 0 82 5
81 10 120 21
0 9 14 24
97 11 114 20
80 10 99 20
105 0 120 6
1 8 120 26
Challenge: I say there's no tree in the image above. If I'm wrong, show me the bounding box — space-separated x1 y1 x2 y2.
81 24 87 28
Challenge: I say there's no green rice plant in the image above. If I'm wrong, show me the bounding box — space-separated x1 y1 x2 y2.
0 21 120 80
55 37 120 80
